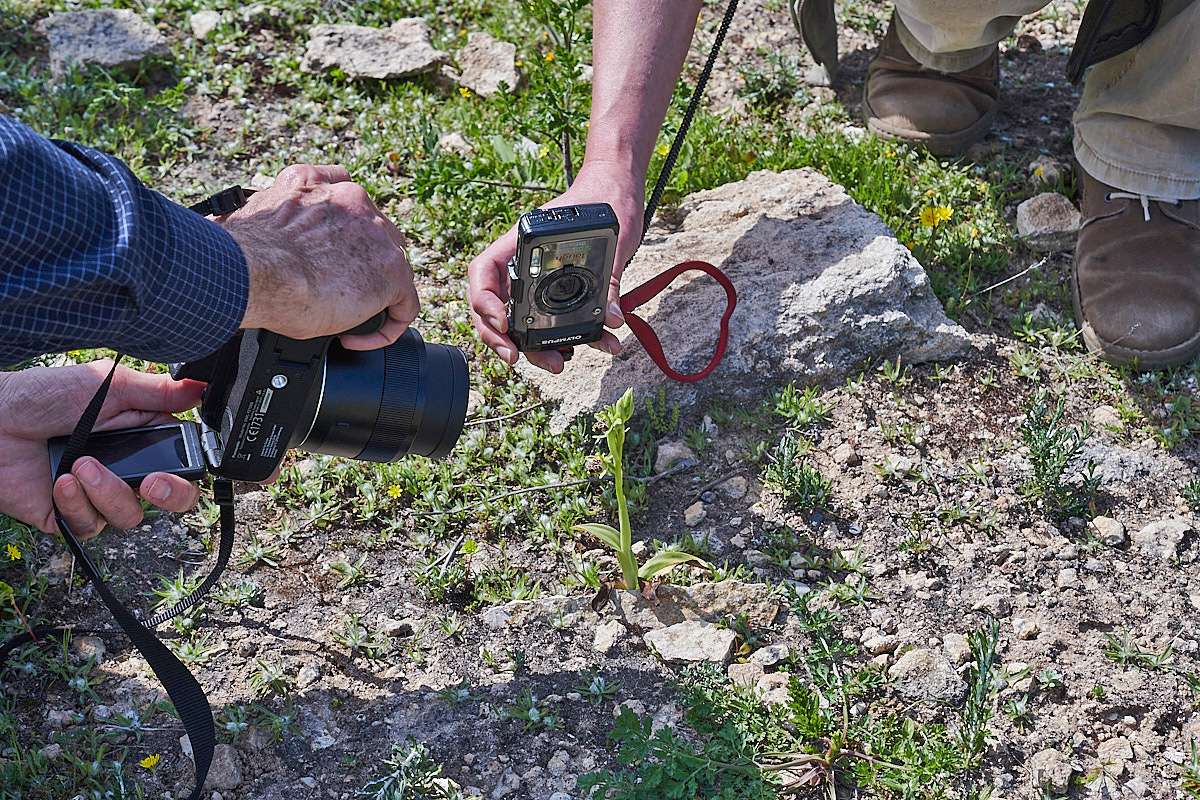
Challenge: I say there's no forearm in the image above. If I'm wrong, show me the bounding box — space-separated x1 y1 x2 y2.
0 116 249 366
584 0 702 182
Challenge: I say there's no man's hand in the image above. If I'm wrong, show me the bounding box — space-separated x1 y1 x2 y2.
0 362 205 538
223 165 419 350
468 160 645 374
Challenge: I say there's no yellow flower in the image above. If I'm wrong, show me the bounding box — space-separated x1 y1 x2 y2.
4 543 20 561
655 143 669 157
538 145 550 158
515 59 524 68
139 754 162 770
544 51 555 62
919 205 953 228
1033 165 1045 178
387 485 402 499
458 87 472 98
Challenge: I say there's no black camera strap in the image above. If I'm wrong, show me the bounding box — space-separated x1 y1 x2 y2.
0 356 237 800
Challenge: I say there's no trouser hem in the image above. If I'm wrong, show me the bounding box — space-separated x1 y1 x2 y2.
1074 130 1200 200
894 11 999 72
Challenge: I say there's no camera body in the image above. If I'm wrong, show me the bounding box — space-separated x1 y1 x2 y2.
506 203 619 352
169 316 468 483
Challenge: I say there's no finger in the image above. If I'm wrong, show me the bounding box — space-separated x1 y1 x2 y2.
471 310 517 365
274 164 352 189
52 474 106 540
139 473 201 514
587 330 623 356
107 369 205 418
340 309 412 351
72 457 145 531
468 227 517 324
525 350 565 374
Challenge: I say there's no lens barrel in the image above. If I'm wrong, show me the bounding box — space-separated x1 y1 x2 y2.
294 329 468 462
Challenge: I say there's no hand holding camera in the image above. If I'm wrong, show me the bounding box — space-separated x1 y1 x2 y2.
468 161 645 373
222 164 420 350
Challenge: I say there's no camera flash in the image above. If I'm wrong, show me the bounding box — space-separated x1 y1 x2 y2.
530 247 542 277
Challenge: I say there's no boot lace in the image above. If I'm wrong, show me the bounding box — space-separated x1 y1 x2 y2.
1106 191 1183 222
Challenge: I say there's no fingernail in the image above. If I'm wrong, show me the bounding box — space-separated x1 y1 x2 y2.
145 478 170 503
76 458 101 487
60 477 80 500
497 347 514 364
488 316 506 333
608 302 623 321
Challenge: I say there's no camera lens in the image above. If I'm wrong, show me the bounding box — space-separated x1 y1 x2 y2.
536 268 594 314
293 328 468 462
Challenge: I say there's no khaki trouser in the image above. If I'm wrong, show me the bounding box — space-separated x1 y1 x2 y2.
893 0 1200 199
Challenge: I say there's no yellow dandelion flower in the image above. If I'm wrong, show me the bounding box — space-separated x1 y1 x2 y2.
515 59 524 68
139 754 162 770
387 484 402 499
458 87 472 98
919 205 953 228
4 543 20 561
1033 165 1045 178
655 143 669 157
544 51 556 62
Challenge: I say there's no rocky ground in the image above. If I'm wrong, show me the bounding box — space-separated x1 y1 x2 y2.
2 1 1198 800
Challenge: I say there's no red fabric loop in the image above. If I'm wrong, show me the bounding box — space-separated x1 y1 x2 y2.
618 260 737 383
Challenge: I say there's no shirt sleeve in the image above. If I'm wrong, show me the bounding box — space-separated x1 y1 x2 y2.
0 115 250 367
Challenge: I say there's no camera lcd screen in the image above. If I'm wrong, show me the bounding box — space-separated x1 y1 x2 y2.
534 237 607 274
80 426 191 475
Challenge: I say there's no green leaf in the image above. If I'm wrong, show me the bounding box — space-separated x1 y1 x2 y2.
614 388 635 424
0 580 12 604
576 523 621 551
616 550 639 590
638 549 712 580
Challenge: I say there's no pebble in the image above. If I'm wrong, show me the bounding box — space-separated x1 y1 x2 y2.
1056 567 1079 588
888 648 967 704
683 502 706 527
1012 617 1040 640
727 661 765 687
643 621 736 664
832 441 860 466
296 664 321 689
190 10 221 39
1029 748 1073 794
1016 192 1081 253
1090 405 1124 430
1091 516 1127 547
750 642 790 666
942 633 971 666
592 619 625 654
654 441 695 474
1133 518 1190 561
719 475 749 500
971 593 1012 618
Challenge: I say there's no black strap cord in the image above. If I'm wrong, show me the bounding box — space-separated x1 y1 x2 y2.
0 357 239 800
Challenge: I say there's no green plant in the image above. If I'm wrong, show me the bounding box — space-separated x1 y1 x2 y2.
356 741 467 800
577 672 621 706
1182 740 1200 799
1183 478 1200 513
238 534 283 569
772 382 831 429
1020 390 1100 518
737 51 807 112
499 690 558 731
577 389 711 590
328 554 372 589
644 387 680 437
763 434 830 510
249 658 291 699
1102 632 1174 671
958 618 1000 765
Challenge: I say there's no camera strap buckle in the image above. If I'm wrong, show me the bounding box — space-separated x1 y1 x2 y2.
619 260 737 383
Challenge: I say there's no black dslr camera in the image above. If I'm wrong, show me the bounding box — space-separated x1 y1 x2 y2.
50 315 469 484
506 203 618 352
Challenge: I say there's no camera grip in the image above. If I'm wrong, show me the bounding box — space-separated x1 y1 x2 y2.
343 311 388 338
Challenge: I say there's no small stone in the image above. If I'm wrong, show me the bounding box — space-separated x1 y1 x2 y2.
750 642 790 666
1092 516 1127 547
37 10 168 77
38 743 62 760
71 635 106 664
1133 517 1190 561
546 749 570 777
1016 192 1081 252
756 671 791 705
455 32 519 97
300 777 318 788
727 661 765 687
832 441 861 466
181 742 241 791
684 502 706 527
593 619 625 653
942 633 971 666
655 441 696 474
1012 617 1040 640
643 621 736 664
720 475 749 500
40 552 73 582
302 19 448 80
380 618 416 637
1056 567 1079 588
888 648 967 704
1029 748 1073 794
491 767 521 799
863 634 899 655
1090 405 1124 430
296 664 320 689
436 131 475 158
971 593 1012 618
190 10 222 40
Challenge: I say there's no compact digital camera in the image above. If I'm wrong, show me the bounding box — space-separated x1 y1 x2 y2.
506 203 619 352
50 316 469 485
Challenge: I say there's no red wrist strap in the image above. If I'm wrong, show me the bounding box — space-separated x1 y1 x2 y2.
618 260 737 383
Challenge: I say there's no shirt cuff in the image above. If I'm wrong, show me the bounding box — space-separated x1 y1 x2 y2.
110 193 250 363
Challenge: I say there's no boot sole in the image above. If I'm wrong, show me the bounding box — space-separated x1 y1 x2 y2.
1070 257 1200 370
862 92 996 158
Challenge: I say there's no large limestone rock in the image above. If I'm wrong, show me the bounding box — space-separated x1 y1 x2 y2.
37 10 168 77
455 32 519 96
643 621 736 664
302 20 447 80
520 169 969 428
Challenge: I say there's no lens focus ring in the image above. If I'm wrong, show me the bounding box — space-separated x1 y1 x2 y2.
358 334 422 461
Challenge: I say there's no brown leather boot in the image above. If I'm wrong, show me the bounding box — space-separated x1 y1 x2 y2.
1073 167 1200 369
863 16 999 157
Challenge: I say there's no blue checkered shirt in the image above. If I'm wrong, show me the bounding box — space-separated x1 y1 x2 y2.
0 115 249 367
